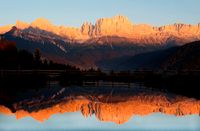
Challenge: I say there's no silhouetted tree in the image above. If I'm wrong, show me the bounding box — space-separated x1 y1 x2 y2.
34 48 41 60
34 48 42 69
18 50 34 69
43 59 49 69
0 39 17 69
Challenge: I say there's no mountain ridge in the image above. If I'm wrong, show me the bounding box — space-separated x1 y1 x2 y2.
1 15 200 45
2 15 200 69
3 26 163 68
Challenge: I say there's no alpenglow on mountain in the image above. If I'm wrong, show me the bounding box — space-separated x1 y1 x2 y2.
1 15 200 45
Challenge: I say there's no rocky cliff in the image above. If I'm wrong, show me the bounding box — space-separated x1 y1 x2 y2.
1 15 200 45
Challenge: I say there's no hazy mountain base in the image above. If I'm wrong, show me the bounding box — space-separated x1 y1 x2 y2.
4 31 163 69
97 47 179 70
101 41 200 71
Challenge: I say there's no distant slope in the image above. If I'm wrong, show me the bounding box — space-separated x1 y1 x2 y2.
98 46 178 70
3 27 70 65
68 43 162 69
114 41 200 71
161 41 200 70
3 27 162 69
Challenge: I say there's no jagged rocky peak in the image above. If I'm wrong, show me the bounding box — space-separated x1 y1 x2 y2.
0 25 13 34
158 23 200 34
93 15 133 36
5 26 22 36
81 22 93 36
174 23 186 30
31 18 52 26
101 15 131 23
31 18 54 31
16 20 29 29
1 15 200 45
172 23 196 33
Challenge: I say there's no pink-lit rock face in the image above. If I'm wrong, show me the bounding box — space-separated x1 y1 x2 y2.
92 15 133 37
16 20 29 30
1 15 200 44
1 92 200 124
0 25 13 34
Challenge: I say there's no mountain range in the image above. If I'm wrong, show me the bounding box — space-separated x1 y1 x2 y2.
1 15 200 45
1 15 200 69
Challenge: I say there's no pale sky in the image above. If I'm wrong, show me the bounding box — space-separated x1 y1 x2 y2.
0 0 200 27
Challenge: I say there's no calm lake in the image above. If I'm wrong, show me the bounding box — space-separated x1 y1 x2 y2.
0 81 200 131
0 112 200 131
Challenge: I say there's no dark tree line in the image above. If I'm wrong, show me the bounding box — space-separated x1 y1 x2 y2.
1 38 200 100
0 38 79 70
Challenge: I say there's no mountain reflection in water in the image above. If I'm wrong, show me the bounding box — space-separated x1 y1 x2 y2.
0 81 200 130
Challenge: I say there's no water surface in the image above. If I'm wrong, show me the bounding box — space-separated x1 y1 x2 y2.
0 81 200 131
0 112 200 131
